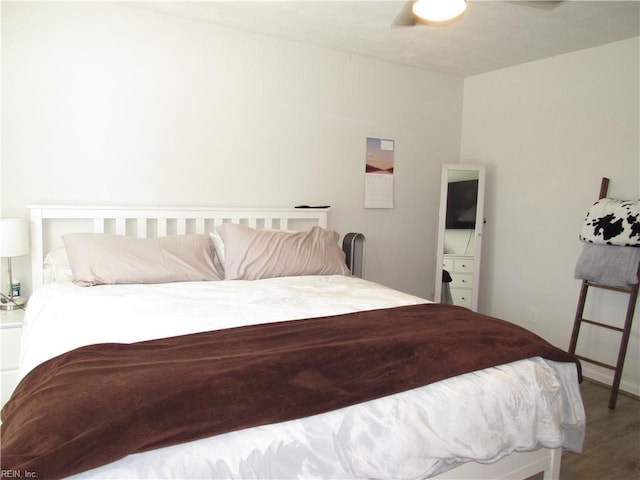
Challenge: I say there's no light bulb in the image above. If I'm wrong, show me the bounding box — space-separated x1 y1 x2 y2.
412 0 467 24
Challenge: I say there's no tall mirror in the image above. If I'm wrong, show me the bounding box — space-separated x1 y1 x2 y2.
434 164 486 312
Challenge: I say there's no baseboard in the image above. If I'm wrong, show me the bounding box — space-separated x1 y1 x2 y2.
581 365 640 398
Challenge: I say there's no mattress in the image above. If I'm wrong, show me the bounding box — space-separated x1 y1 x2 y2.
16 275 585 479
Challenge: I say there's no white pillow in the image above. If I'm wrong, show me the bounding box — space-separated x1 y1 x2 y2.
43 247 74 283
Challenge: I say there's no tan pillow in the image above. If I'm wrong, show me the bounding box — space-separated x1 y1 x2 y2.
63 233 221 286
216 224 351 280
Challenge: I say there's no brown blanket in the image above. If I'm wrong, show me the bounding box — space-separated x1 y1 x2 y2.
1 303 580 479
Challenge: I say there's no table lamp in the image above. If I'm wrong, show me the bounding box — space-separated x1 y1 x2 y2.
0 218 29 310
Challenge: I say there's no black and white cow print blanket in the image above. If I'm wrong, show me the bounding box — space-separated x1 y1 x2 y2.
579 198 640 247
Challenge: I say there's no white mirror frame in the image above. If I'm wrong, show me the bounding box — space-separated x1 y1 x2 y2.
434 164 486 312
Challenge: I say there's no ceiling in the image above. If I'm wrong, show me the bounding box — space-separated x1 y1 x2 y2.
122 0 640 77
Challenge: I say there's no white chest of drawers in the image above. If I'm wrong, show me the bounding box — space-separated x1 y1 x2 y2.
442 255 475 309
1 308 24 408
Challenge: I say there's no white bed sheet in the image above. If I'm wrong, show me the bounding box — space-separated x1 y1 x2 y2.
17 275 585 480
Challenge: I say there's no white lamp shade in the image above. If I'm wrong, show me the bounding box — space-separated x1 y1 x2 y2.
0 218 30 257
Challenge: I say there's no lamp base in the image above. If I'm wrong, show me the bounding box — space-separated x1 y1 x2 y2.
0 296 26 311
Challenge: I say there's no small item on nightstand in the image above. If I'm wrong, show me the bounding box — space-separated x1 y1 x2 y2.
294 205 331 209
12 280 21 298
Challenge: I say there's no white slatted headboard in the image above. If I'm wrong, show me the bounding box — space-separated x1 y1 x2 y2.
29 206 329 291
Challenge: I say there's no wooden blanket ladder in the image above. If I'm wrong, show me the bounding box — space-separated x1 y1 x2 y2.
568 177 639 409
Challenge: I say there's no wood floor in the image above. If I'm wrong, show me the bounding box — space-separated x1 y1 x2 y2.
531 379 640 480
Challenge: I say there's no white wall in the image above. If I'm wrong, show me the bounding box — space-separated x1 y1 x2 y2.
461 37 640 394
1 2 464 298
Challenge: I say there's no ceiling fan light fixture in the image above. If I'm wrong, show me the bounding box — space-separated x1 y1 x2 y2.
412 0 467 25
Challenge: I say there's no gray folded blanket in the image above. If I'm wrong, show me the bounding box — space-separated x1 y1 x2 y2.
575 243 640 287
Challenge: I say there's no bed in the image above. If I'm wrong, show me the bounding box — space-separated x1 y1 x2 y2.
0 206 585 480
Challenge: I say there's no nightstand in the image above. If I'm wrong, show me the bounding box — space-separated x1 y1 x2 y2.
1 308 24 408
